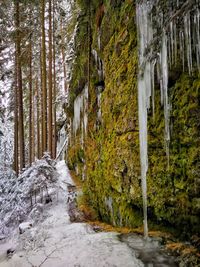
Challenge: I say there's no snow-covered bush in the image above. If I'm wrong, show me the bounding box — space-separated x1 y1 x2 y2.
0 154 58 238
0 114 14 169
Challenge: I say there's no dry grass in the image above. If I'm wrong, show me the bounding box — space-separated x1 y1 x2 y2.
166 242 199 259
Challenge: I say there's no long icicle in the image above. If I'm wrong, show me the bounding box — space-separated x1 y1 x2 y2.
136 1 153 239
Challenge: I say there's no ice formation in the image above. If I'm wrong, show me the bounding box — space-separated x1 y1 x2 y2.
136 0 200 237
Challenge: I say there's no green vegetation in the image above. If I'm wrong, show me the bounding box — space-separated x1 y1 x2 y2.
67 0 200 236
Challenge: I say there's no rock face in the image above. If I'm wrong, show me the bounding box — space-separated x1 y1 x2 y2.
67 0 200 236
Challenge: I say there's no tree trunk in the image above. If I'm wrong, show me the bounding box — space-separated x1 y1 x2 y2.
32 85 35 161
41 0 47 153
29 35 33 166
48 0 53 157
15 1 25 171
13 47 19 175
36 79 41 159
61 17 67 93
40 45 43 157
52 0 57 159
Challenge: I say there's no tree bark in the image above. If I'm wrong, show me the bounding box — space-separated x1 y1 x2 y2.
41 0 47 153
15 1 25 171
36 78 41 159
40 44 44 157
13 47 19 175
32 85 35 161
48 0 53 157
29 35 33 166
61 17 67 93
52 0 57 159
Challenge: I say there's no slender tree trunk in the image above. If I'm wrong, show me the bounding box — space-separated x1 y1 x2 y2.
40 44 44 157
36 79 41 159
29 35 33 166
41 0 47 153
32 87 35 161
48 0 53 157
52 0 57 158
13 48 19 175
15 1 25 171
61 17 67 93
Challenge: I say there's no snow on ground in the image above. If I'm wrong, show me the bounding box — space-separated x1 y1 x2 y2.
0 154 58 238
0 161 143 267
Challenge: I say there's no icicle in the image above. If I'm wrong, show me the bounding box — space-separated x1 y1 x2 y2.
170 21 174 65
161 32 170 166
179 30 184 71
159 54 164 106
168 32 172 69
138 78 148 239
151 60 156 120
136 1 154 239
81 121 84 148
181 31 185 72
73 94 83 135
73 85 88 137
83 85 88 135
97 30 101 51
145 62 152 110
136 0 200 238
97 91 102 121
188 12 193 73
184 12 193 74
195 8 200 72
92 49 98 65
174 22 177 64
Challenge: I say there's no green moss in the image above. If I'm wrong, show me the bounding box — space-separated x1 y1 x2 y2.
67 0 200 236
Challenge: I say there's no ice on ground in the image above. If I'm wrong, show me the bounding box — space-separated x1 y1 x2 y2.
0 160 143 267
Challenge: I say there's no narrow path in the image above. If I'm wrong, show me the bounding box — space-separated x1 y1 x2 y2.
0 161 143 267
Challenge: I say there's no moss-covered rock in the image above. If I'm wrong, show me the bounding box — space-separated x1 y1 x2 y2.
67 0 200 236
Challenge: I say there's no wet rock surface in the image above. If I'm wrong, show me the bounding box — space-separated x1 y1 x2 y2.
120 234 178 267
67 183 85 223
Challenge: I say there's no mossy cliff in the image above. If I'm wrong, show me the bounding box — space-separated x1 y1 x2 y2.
67 0 200 236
